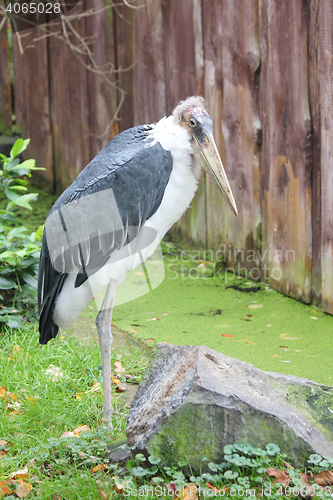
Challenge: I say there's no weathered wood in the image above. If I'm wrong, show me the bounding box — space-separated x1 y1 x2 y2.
48 6 90 192
203 0 261 276
318 0 333 314
259 0 312 302
162 0 206 247
84 0 118 158
0 24 12 135
132 0 166 125
12 28 53 184
113 2 135 132
162 0 203 114
308 0 322 306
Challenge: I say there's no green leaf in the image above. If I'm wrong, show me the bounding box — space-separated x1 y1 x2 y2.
5 158 20 171
35 225 44 241
148 455 161 465
8 193 38 210
135 453 146 463
18 158 35 170
0 276 17 289
224 470 239 480
21 272 38 289
10 138 24 158
6 227 28 241
266 443 280 456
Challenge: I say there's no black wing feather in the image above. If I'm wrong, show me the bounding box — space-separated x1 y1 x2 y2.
38 125 173 344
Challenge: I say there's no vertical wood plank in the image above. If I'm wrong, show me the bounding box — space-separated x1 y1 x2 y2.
203 0 261 276
113 2 135 132
12 28 53 184
84 0 118 158
318 0 333 313
259 0 312 302
309 0 321 306
162 0 206 247
0 24 12 135
48 6 90 191
133 0 166 125
162 0 203 114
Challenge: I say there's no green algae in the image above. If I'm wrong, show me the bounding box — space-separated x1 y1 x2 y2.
102 243 333 386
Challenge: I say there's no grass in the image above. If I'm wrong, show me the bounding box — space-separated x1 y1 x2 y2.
81 242 333 386
1 326 333 499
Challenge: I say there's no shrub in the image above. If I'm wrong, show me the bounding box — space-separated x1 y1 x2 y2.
0 138 44 328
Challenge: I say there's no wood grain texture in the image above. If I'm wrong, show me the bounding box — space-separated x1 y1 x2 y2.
0 24 12 135
162 0 204 113
162 0 206 247
48 5 90 192
133 0 166 125
318 0 333 314
113 2 135 132
309 0 321 305
84 0 118 158
203 0 261 276
259 0 312 302
12 28 53 184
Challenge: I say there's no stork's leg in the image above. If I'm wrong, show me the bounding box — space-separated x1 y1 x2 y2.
96 279 117 430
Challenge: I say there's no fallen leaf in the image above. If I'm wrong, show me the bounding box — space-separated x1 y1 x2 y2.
76 393 82 400
266 467 290 486
0 480 13 496
178 483 198 499
0 387 5 398
314 470 333 486
167 482 177 499
147 317 159 321
221 334 233 338
85 381 101 394
73 425 91 435
45 364 64 380
99 490 108 500
162 313 169 316
61 431 75 438
111 375 121 385
246 341 255 345
144 338 155 347
10 465 29 479
92 464 107 473
129 327 138 334
27 396 36 405
271 354 281 358
248 304 263 309
310 316 318 320
0 440 8 447
115 383 127 392
284 337 300 340
113 476 132 493
15 480 32 498
114 360 125 374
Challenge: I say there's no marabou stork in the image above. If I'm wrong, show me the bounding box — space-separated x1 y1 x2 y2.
38 96 238 430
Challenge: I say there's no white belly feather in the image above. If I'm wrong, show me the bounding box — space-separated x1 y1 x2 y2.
53 117 200 327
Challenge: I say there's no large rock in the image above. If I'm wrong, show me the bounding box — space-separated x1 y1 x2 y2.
127 344 333 469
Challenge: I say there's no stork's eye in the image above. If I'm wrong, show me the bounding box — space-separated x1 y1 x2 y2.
189 117 197 128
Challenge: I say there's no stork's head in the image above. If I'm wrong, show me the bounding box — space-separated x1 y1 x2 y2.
173 96 238 216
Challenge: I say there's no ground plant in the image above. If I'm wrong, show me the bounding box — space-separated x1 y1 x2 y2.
1 326 333 499
0 139 44 328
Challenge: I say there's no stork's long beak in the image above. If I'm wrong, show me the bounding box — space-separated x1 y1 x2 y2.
193 132 238 216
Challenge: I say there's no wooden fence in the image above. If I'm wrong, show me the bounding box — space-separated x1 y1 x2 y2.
0 0 332 314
